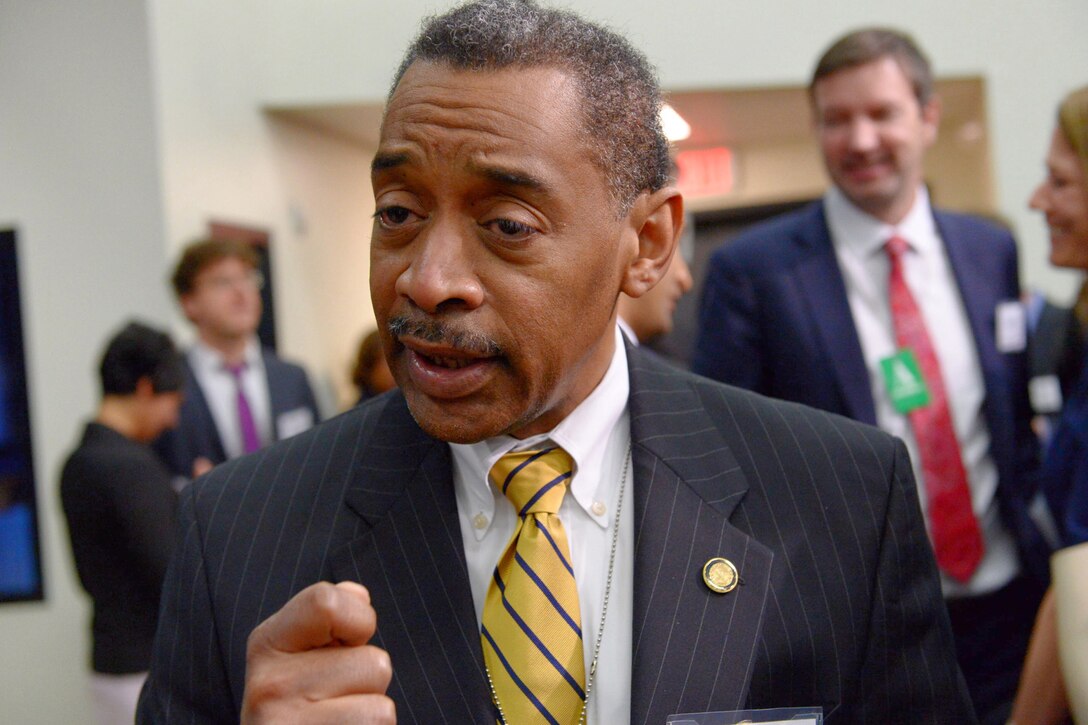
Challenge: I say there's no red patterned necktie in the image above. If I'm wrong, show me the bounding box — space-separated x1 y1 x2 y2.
886 235 983 582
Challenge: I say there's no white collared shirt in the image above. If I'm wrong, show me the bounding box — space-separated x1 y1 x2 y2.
826 186 1019 597
617 316 639 347
187 338 273 459
451 324 633 724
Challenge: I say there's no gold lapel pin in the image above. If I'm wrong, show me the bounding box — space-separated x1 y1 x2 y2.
702 557 739 594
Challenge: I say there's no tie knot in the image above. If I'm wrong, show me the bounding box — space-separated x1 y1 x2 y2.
885 235 909 259
489 447 573 516
225 361 246 379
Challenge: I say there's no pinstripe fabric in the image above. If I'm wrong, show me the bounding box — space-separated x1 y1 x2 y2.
627 349 972 723
138 344 973 724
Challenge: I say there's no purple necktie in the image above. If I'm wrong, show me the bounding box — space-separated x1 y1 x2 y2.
226 363 262 455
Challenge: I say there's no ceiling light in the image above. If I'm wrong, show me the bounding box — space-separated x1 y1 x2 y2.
661 103 691 142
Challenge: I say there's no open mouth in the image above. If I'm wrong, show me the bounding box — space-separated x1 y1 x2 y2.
419 353 478 370
399 338 501 399
386 313 506 398
401 337 494 369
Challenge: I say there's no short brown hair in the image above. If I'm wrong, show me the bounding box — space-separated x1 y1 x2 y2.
170 238 259 298
810 28 934 106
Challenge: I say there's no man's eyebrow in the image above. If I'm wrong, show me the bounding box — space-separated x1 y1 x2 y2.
473 163 549 193
371 154 553 196
372 152 409 173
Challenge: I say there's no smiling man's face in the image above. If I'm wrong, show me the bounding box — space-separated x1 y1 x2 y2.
369 61 647 443
813 55 939 224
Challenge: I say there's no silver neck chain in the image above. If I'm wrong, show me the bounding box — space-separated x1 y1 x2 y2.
485 442 631 725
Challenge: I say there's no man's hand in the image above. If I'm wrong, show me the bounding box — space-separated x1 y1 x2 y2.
191 457 214 478
241 581 396 723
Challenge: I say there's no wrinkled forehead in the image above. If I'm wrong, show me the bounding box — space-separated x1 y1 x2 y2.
383 60 585 132
375 62 596 185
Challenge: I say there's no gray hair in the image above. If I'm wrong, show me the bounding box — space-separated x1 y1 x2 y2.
389 0 670 215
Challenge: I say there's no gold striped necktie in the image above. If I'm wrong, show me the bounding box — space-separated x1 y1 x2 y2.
481 447 586 724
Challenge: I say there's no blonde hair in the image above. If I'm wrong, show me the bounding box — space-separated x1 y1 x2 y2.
1055 87 1088 324
1058 85 1088 176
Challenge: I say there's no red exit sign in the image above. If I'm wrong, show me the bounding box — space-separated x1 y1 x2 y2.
675 147 734 197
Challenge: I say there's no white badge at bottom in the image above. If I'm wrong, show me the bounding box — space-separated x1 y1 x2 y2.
667 706 822 724
995 300 1027 353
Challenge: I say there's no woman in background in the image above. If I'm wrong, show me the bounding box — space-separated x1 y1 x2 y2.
1010 84 1088 725
350 328 396 406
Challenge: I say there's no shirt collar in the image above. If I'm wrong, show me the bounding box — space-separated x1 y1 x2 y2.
451 325 630 533
825 184 937 257
189 337 263 374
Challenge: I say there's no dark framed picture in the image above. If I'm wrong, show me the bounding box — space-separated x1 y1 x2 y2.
0 228 45 603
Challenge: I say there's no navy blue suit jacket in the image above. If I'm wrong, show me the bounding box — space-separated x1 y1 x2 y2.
155 349 320 478
692 200 1048 579
138 344 973 723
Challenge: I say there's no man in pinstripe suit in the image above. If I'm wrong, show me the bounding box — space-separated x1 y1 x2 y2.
138 2 973 723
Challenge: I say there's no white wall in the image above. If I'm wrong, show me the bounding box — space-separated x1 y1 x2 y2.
2 1 1086 721
148 0 1088 321
265 118 377 409
0 1 169 721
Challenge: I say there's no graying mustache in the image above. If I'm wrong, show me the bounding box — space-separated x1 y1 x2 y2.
388 316 503 357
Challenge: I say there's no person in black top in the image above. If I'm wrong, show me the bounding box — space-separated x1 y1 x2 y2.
60 321 184 725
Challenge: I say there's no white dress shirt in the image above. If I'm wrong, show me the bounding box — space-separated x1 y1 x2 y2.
825 186 1019 597
451 324 633 724
187 338 273 459
617 316 639 347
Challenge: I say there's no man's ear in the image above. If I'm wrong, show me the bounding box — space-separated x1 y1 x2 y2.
620 187 684 299
920 94 941 148
178 292 198 323
134 376 155 400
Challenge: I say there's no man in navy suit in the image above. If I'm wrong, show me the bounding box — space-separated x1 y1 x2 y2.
140 6 972 723
155 238 320 479
693 28 1047 724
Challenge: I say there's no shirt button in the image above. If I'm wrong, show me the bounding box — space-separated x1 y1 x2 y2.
473 513 489 530
591 501 607 516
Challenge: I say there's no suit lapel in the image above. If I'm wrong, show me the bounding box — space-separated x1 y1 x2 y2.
933 212 1034 535
262 351 293 440
936 213 999 376
627 347 774 723
329 395 492 723
792 204 877 424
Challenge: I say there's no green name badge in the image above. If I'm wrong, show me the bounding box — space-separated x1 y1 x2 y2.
880 349 931 414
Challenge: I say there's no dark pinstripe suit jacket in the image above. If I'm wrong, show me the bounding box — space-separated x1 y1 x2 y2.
138 344 974 724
